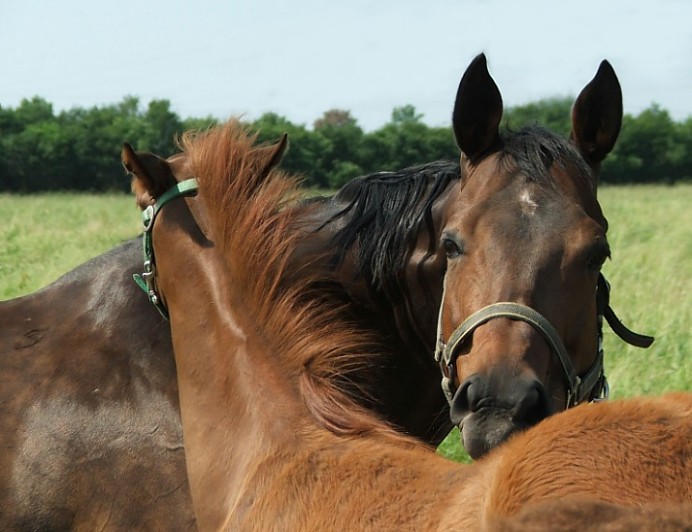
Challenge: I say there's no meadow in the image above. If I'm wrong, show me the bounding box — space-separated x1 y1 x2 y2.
1 184 690 462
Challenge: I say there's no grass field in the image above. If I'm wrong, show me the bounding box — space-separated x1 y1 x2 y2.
1 185 690 463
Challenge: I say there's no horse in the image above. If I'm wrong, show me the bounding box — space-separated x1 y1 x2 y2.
0 54 652 528
0 130 458 530
0 242 196 530
430 54 654 457
128 116 689 531
151 53 651 461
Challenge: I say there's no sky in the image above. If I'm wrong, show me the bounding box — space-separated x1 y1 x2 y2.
2 0 691 132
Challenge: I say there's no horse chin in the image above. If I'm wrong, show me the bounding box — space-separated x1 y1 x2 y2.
459 411 518 460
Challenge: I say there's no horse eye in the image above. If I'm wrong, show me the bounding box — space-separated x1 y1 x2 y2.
588 250 610 271
442 237 463 259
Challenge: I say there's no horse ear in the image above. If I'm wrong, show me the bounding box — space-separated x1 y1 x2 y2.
122 143 174 208
256 133 289 179
452 53 503 164
570 60 622 172
123 143 153 208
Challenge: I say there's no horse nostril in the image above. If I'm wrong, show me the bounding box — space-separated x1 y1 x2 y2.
512 381 551 427
449 374 483 425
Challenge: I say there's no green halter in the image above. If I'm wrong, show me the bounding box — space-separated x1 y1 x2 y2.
133 178 199 319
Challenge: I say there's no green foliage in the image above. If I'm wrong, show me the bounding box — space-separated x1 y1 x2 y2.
312 109 365 187
1 97 192 192
0 95 690 192
502 97 572 136
605 105 682 183
390 104 424 124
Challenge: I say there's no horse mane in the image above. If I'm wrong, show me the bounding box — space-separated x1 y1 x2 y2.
323 126 593 300
496 125 596 191
179 120 408 441
326 160 459 296
322 160 459 351
325 126 593 301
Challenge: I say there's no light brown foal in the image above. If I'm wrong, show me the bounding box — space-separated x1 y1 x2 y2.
124 121 690 531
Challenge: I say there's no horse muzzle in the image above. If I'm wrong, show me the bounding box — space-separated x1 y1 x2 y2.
449 372 552 459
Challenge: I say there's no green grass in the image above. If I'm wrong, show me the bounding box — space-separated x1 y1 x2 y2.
1 185 690 464
596 185 691 397
0 193 139 298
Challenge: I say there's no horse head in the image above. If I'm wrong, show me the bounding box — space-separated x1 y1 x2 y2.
436 54 622 458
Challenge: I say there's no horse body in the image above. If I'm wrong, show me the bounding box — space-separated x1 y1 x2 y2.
129 117 689 531
488 497 692 531
0 242 195 530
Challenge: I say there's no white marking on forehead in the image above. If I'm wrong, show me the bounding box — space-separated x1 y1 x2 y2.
519 188 539 213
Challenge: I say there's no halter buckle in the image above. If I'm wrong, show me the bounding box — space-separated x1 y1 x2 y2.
141 261 158 302
566 375 582 409
142 205 155 232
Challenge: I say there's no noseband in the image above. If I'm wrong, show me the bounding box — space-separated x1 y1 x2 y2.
434 274 654 409
133 179 199 319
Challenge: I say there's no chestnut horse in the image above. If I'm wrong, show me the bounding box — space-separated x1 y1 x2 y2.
0 144 459 529
129 118 689 530
489 497 692 531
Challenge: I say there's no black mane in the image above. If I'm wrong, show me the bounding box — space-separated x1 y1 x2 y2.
498 125 595 189
325 159 459 311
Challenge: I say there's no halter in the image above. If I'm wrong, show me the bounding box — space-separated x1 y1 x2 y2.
434 273 653 409
133 179 199 319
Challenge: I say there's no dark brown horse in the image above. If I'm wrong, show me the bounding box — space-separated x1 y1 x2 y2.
432 54 653 457
0 54 650 527
0 243 194 530
129 117 688 530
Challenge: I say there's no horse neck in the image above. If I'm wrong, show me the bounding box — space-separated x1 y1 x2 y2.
282 190 453 445
155 213 311 529
155 206 484 529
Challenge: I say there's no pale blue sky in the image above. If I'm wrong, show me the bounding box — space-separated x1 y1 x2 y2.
2 0 690 131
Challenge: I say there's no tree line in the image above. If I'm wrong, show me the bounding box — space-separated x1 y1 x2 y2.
0 95 690 192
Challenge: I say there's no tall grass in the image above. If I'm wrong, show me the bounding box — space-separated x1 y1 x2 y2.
1 185 689 463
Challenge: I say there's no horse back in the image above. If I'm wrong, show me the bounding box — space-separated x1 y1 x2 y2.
486 393 692 517
0 239 195 530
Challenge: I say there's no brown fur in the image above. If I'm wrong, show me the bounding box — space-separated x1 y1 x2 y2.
489 497 692 531
128 118 690 531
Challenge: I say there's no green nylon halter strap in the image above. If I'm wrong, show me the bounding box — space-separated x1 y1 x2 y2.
133 178 199 319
